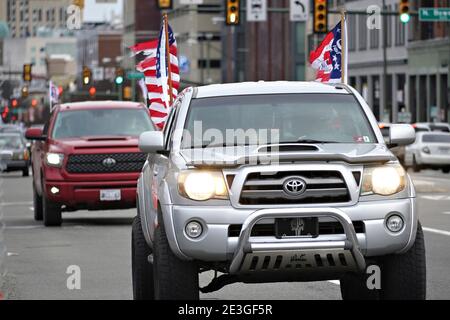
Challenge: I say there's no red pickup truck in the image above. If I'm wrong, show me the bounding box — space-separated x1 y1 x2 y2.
25 101 154 226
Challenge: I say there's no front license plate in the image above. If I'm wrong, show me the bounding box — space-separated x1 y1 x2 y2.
439 147 450 154
100 189 121 201
275 218 319 239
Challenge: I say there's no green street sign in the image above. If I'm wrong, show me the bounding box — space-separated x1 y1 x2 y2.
126 71 144 80
419 7 450 22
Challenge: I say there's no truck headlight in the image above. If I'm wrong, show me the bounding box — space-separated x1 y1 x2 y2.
361 164 406 196
178 171 228 201
46 153 64 167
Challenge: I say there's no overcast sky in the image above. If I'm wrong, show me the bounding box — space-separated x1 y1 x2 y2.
83 0 123 22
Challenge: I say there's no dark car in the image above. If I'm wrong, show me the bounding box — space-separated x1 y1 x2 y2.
0 133 30 176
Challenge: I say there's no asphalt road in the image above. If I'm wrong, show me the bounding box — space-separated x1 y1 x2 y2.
1 169 450 300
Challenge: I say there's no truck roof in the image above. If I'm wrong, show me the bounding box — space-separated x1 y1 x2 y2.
194 81 350 99
57 101 146 112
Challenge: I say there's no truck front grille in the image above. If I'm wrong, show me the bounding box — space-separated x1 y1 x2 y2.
239 171 351 205
66 153 146 174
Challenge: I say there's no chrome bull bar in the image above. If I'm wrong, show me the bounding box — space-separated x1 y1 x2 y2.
229 208 366 274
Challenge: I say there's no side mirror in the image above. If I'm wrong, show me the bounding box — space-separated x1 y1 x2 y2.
25 127 46 141
389 124 415 148
139 131 164 154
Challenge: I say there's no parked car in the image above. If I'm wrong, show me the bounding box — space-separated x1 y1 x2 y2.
0 133 30 176
412 122 450 133
26 101 154 226
404 131 450 173
132 82 424 300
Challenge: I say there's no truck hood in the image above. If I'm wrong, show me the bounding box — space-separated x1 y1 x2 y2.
180 143 396 168
49 136 139 153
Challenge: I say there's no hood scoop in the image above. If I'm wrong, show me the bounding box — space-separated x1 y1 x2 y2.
257 144 319 153
85 136 129 141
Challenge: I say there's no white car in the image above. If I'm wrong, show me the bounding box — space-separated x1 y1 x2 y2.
413 122 450 133
405 132 450 173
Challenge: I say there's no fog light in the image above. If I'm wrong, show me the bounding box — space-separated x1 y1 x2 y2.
386 215 404 232
50 187 60 195
185 221 203 239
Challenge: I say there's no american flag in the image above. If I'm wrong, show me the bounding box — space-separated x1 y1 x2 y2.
49 80 59 112
131 21 179 130
309 20 347 83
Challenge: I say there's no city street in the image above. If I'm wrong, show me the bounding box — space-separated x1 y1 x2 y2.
1 169 450 300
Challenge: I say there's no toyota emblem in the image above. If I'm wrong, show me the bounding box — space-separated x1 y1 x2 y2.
102 157 117 168
282 177 307 197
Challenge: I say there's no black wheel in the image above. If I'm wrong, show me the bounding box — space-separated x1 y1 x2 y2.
379 222 426 300
43 193 62 227
153 211 199 300
33 182 43 221
412 156 420 172
22 167 29 177
132 215 154 300
443 168 450 174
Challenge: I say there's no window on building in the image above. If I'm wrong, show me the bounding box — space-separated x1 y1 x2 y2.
358 14 367 50
348 15 356 52
370 27 379 49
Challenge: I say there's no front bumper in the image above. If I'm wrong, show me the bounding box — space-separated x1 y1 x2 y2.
2 160 29 171
45 179 137 210
418 153 450 165
167 197 417 267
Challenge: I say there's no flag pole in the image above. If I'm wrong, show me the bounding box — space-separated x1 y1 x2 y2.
340 10 347 85
163 13 174 106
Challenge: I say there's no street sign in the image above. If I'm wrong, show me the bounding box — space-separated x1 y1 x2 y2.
92 67 104 81
290 0 309 22
419 7 450 22
247 0 267 22
126 71 144 80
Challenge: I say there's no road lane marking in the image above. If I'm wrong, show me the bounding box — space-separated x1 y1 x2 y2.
423 227 450 237
419 195 450 201
328 280 340 285
4 225 43 230
0 201 33 207
443 212 450 215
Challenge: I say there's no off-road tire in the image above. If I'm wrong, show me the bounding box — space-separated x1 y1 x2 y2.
22 167 29 177
442 168 450 174
153 212 199 300
379 222 426 300
33 182 43 221
132 215 154 300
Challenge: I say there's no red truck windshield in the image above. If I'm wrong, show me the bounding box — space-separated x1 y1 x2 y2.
52 109 153 139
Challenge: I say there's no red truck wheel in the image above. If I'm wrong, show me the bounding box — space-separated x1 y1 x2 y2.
43 194 62 227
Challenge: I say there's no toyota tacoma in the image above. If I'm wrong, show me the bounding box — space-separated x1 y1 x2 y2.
132 82 425 300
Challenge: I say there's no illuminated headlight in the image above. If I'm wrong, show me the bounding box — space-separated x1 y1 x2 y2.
46 153 64 167
361 164 406 196
386 214 404 232
178 171 228 201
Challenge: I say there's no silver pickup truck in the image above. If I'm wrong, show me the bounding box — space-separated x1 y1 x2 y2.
132 82 426 300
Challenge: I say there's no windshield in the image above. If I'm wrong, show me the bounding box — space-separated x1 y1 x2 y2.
182 94 376 148
0 135 24 150
422 134 450 143
430 125 450 133
52 109 153 139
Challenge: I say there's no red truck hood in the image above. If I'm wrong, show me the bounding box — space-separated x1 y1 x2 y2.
49 136 139 153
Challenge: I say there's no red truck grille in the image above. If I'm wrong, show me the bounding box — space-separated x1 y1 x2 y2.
66 153 147 174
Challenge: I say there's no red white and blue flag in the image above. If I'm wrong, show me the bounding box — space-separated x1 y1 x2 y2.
309 20 347 83
131 21 179 130
49 80 59 111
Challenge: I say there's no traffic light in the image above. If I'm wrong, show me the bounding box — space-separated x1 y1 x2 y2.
1 106 9 120
226 0 240 26
73 0 84 9
313 0 328 33
157 0 172 10
89 86 96 98
21 86 29 98
115 68 124 85
399 0 410 23
11 99 18 108
82 66 92 85
23 64 32 82
123 86 132 100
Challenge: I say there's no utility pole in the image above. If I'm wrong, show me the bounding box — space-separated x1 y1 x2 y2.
382 0 388 122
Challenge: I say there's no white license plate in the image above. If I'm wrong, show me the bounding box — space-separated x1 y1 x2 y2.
100 189 121 201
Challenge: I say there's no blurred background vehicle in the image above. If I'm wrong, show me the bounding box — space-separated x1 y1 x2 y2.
26 101 154 226
412 122 450 133
0 132 30 176
404 132 450 173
